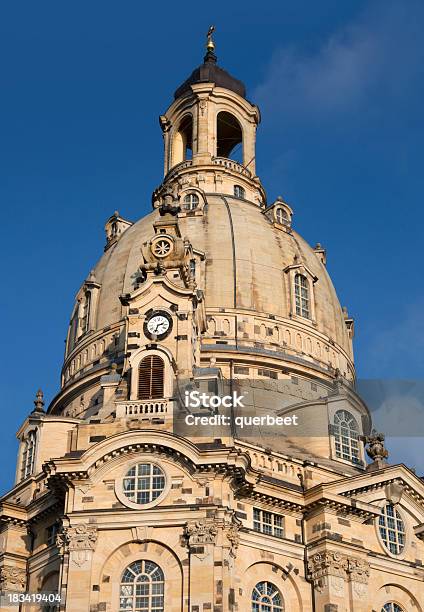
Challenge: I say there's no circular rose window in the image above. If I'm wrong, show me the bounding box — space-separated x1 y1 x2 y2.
122 463 166 505
151 238 173 258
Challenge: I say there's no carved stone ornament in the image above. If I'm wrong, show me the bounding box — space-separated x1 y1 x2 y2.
365 430 389 463
0 565 27 592
308 552 348 593
308 552 370 597
199 99 207 116
56 523 98 567
347 557 370 585
140 217 196 288
385 480 404 505
184 519 218 547
151 181 180 214
224 517 241 558
226 523 240 549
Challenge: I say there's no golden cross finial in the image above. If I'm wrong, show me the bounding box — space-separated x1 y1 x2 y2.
206 25 215 52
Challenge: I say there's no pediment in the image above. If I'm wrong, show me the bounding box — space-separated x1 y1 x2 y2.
316 464 424 515
120 273 197 306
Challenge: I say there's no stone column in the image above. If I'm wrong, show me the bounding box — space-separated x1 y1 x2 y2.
57 522 98 612
184 511 241 612
308 552 370 612
192 84 214 165
242 119 257 176
308 551 349 612
184 518 218 612
220 513 241 612
346 557 370 612
159 115 172 176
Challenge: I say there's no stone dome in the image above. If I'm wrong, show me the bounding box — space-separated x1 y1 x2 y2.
174 52 246 100
59 193 354 401
99 203 347 345
55 49 355 416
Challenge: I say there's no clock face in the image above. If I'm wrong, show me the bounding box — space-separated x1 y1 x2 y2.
144 311 173 340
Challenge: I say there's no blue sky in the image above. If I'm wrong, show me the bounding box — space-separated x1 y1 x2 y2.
1 0 423 492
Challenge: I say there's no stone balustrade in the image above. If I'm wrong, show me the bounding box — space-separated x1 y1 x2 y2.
115 399 169 418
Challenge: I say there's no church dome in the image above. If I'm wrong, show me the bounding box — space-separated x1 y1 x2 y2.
59 194 354 400
55 34 355 416
174 52 246 100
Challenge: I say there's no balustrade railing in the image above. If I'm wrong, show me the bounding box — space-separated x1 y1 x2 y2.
115 399 169 418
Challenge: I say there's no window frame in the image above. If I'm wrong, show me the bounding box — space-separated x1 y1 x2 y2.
183 193 199 211
294 273 310 319
20 430 37 481
284 265 317 325
377 503 407 558
234 184 245 199
115 459 170 510
137 355 165 400
46 523 59 547
253 508 284 539
275 206 290 226
332 409 362 465
119 559 165 612
129 348 172 401
251 580 284 612
382 604 404 612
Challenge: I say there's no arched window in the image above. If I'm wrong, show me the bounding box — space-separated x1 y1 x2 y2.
234 185 245 199
294 274 310 318
379 504 406 555
276 207 289 225
333 410 360 464
119 560 164 612
382 604 404 612
183 193 199 210
173 115 193 164
189 259 196 278
251 581 283 612
217 111 243 161
138 355 165 400
21 430 37 480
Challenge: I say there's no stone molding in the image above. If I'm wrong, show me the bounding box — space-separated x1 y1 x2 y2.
0 565 27 592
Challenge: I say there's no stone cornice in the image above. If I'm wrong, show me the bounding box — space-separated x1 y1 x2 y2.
42 431 309 511
0 502 28 528
304 487 379 521
304 464 424 515
334 466 424 508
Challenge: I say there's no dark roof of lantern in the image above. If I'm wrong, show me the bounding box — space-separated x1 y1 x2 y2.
174 51 246 100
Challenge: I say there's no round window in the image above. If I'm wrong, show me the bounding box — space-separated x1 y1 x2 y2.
151 237 173 258
122 463 166 505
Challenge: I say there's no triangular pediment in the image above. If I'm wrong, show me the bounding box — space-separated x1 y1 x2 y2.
313 464 424 516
